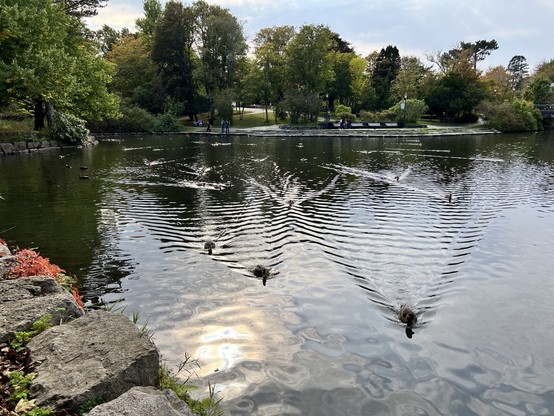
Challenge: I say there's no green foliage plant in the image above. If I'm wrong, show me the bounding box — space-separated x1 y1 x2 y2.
78 396 107 414
8 370 36 403
10 314 53 352
158 356 223 416
6 370 54 415
50 111 90 144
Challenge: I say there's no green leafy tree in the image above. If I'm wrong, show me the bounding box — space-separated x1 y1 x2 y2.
507 55 529 90
135 0 163 41
426 40 497 76
53 0 107 18
459 39 498 70
107 34 164 113
212 87 234 122
349 55 370 113
282 89 320 124
231 56 254 119
423 72 486 121
371 45 401 110
534 59 554 82
152 0 196 116
329 51 355 109
523 75 552 103
250 25 295 122
95 24 122 55
192 0 247 118
0 0 119 130
390 56 430 101
326 33 355 110
285 24 335 94
481 65 512 102
390 98 428 123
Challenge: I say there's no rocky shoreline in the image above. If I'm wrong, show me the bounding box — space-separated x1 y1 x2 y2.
0 242 197 415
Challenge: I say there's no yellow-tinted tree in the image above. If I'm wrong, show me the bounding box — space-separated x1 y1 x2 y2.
481 66 512 102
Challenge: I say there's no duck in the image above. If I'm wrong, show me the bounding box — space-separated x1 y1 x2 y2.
204 240 215 255
80 165 88 170
398 305 417 327
253 265 270 286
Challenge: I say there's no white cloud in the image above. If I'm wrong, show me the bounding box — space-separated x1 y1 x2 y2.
85 2 142 31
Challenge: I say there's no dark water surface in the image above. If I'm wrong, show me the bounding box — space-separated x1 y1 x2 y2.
1 131 554 415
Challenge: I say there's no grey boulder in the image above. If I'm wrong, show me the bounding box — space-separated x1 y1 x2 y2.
0 276 84 344
86 386 195 416
27 310 160 412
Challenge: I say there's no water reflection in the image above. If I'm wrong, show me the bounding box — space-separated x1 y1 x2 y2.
1 131 553 414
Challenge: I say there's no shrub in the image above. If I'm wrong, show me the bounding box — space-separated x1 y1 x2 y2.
480 99 543 132
390 99 429 123
119 105 155 132
50 111 90 144
87 103 154 133
9 249 65 278
151 112 182 132
334 104 354 121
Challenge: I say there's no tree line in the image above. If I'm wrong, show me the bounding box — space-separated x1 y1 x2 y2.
1 0 553 139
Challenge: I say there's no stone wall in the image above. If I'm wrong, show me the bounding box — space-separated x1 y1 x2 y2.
0 138 98 156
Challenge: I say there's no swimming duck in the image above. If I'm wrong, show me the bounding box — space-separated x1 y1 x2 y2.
398 305 417 327
253 265 270 286
204 240 215 255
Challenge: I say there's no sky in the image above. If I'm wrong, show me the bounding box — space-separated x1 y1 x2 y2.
87 0 553 71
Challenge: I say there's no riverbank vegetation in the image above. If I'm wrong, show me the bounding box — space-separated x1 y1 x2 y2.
1 0 553 140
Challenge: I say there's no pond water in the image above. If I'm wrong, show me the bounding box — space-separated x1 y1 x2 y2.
1 131 554 415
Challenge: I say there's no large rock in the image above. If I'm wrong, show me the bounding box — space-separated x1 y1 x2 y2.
0 255 16 280
27 310 160 412
86 386 195 416
0 276 84 344
0 241 10 257
13 141 28 152
0 142 15 156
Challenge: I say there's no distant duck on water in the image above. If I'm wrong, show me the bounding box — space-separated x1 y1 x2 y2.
204 240 215 255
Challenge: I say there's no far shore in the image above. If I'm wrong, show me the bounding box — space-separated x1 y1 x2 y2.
92 123 499 139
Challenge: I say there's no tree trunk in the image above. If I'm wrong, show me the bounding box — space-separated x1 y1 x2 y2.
46 102 54 127
34 99 46 130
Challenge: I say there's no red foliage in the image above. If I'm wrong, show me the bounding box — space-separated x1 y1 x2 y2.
9 248 65 278
72 287 85 308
